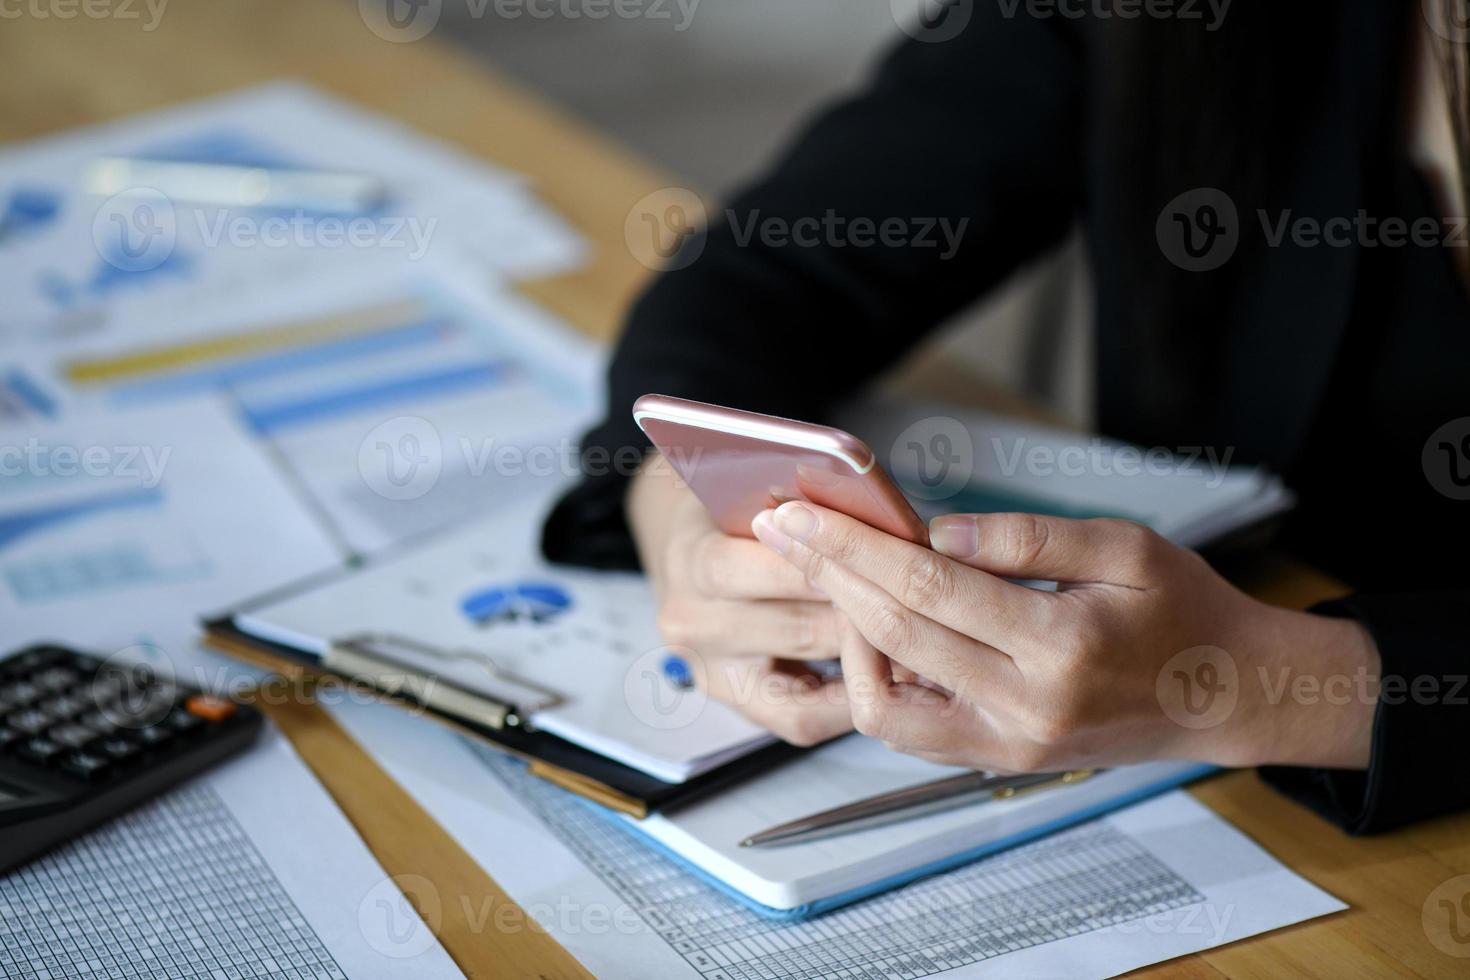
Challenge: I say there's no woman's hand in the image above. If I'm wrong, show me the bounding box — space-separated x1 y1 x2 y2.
627 459 854 745
751 501 1381 772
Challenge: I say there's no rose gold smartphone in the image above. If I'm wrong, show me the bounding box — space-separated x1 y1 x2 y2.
633 394 930 546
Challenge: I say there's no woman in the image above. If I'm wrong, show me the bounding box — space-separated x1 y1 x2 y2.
543 1 1469 833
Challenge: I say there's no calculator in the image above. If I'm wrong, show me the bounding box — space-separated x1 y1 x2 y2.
0 644 263 873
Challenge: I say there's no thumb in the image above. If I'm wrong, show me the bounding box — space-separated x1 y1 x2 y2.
928 512 1162 587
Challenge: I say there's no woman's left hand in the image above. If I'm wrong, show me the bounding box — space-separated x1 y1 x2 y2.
751 502 1380 773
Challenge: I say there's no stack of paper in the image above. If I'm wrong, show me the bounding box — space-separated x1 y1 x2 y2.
843 398 1294 549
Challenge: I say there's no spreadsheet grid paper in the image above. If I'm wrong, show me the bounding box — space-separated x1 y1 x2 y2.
476 745 1205 980
0 783 347 980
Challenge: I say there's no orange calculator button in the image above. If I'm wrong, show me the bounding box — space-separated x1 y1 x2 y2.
185 695 237 723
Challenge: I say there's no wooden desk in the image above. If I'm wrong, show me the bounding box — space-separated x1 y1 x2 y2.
2 3 1466 977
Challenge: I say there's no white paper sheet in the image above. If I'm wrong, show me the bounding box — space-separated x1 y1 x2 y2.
0 81 586 342
0 728 464 980
1 395 342 653
324 696 1346 980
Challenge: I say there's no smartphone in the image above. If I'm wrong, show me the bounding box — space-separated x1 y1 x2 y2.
633 394 929 546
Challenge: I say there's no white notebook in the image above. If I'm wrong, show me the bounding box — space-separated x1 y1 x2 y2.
622 735 1214 916
233 497 774 784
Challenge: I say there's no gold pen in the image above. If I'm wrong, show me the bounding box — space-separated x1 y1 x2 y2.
740 769 1100 848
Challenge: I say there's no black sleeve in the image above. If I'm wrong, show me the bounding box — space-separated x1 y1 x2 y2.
541 9 1086 569
1259 591 1470 833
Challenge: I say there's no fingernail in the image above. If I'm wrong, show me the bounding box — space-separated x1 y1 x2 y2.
930 516 979 558
774 502 817 541
752 510 792 554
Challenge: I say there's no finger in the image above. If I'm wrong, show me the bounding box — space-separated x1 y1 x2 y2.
658 599 839 660
929 512 1165 588
753 505 1046 649
760 515 1022 699
835 614 891 718
689 532 826 601
698 656 853 747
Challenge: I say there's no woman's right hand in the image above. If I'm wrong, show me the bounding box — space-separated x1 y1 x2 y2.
627 456 855 746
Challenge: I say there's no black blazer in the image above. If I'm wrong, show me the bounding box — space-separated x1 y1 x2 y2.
544 1 1470 833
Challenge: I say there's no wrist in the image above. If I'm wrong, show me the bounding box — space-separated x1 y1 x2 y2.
1226 602 1381 770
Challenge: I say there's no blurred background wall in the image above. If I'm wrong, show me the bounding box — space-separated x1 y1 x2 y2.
438 0 1093 425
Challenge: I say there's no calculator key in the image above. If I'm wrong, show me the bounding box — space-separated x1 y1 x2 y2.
8 709 53 736
59 751 110 781
184 695 237 723
49 724 99 749
4 649 60 675
133 725 175 748
78 711 119 736
34 667 78 692
0 681 40 706
17 737 64 765
87 675 126 704
96 737 141 763
165 708 205 733
38 694 89 720
101 692 175 730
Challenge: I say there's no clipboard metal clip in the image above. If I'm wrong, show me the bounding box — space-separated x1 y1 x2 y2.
325 632 565 733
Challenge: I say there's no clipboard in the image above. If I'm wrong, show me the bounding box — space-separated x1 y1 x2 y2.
203 615 805 818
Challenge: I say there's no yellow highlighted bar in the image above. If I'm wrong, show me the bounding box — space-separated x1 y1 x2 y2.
65 299 434 385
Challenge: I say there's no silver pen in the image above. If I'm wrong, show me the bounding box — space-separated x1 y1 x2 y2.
740 769 1099 848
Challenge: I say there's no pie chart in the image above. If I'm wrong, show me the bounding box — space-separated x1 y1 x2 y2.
459 580 573 626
